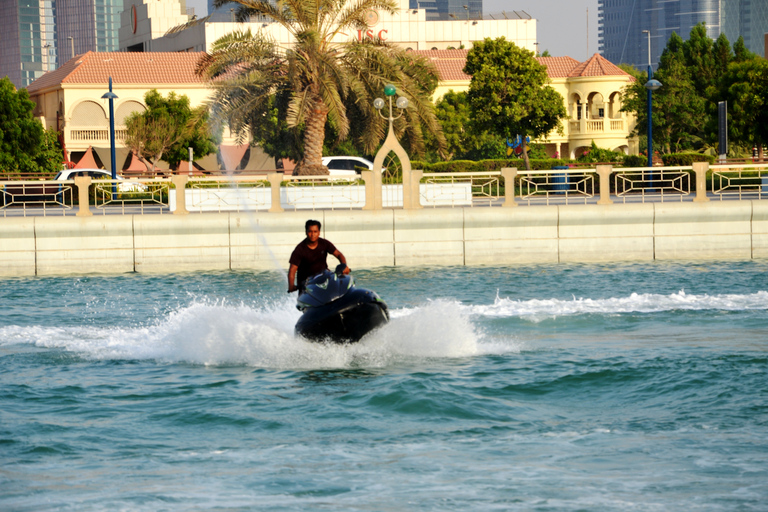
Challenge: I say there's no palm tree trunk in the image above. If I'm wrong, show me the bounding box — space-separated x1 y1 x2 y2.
294 105 330 176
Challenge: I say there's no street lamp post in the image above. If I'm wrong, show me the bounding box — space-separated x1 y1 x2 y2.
373 84 417 209
642 30 662 169
101 77 118 196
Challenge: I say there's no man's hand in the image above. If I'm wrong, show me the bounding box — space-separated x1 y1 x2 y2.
288 284 298 293
342 266 351 275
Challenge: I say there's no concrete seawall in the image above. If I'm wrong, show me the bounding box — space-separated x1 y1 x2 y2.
2 201 767 276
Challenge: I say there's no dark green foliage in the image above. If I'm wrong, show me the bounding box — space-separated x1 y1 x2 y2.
125 89 217 172
661 153 715 166
0 77 63 175
577 141 625 163
412 159 569 173
464 37 566 170
621 155 647 167
621 24 768 157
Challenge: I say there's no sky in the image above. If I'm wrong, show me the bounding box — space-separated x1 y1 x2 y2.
185 0 601 61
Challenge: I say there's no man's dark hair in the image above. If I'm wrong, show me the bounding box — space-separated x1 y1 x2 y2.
305 219 321 232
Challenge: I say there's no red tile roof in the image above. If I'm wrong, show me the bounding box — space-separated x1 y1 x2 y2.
26 51 208 93
412 49 471 81
568 53 630 77
536 56 582 77
411 49 629 82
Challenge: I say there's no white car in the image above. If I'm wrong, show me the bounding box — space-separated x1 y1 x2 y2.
322 156 382 177
54 168 147 192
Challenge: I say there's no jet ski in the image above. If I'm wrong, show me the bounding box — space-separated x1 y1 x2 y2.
295 264 389 344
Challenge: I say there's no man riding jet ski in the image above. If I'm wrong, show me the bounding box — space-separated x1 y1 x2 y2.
288 219 388 343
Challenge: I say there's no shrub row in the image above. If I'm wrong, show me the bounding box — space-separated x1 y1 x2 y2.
661 153 716 166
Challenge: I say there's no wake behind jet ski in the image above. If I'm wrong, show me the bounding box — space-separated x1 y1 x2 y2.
295 264 389 344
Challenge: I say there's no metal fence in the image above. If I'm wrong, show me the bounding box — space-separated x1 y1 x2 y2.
2 162 767 217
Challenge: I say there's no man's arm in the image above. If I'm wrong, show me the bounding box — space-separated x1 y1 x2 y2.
332 249 350 274
288 264 299 292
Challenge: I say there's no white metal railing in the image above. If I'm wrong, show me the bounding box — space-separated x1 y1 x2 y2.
516 168 596 205
3 162 768 217
710 163 768 201
283 175 366 210
0 180 75 217
183 176 271 213
613 166 692 203
90 178 171 215
421 172 499 207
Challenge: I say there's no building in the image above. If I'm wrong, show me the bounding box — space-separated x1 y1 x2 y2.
0 0 124 89
419 49 638 158
24 48 637 172
598 0 768 69
0 0 56 89
120 0 535 53
24 51 272 172
408 0 482 22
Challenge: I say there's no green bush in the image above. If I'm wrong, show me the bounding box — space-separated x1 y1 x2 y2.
413 159 571 173
661 153 715 166
621 155 647 167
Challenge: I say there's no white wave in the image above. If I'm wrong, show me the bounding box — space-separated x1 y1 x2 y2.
0 298 521 368
469 289 768 318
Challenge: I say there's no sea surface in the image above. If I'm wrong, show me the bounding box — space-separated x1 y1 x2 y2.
1 261 767 511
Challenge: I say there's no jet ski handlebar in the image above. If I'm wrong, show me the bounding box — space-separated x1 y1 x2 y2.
334 263 348 277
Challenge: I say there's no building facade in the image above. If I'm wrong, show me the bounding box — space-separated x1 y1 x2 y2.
419 50 638 158
120 0 535 54
24 49 637 172
0 0 124 89
598 0 768 69
0 0 57 89
408 0 482 22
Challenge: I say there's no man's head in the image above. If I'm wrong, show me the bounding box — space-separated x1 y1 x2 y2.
305 219 321 243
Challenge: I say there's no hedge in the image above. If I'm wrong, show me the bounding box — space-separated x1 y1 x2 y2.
661 153 716 166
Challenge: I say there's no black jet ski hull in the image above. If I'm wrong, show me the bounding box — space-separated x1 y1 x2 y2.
295 288 389 344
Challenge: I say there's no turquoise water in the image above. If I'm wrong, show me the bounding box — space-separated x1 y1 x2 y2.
1 261 767 511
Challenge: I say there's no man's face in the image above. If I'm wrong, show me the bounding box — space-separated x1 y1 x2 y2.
306 225 321 243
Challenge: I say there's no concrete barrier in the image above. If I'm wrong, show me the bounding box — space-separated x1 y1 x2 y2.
133 214 230 272
558 204 655 262
464 207 559 265
654 202 752 260
1 200 766 277
34 216 134 275
751 201 768 259
0 217 36 276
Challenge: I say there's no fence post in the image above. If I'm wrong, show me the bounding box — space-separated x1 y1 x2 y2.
596 165 614 205
360 169 382 210
171 175 189 215
74 175 92 217
267 172 284 213
501 167 518 207
692 162 710 202
404 169 423 209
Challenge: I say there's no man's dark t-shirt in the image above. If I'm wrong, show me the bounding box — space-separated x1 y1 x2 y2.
289 237 338 287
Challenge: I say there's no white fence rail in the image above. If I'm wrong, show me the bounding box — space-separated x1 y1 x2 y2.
3 162 768 217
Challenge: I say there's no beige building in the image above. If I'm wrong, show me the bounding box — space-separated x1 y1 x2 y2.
417 49 638 158
120 0 537 54
25 51 272 172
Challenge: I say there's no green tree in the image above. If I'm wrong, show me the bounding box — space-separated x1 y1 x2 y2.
0 77 63 175
428 90 506 160
124 89 217 173
197 0 445 175
722 58 768 154
620 25 763 156
463 37 566 170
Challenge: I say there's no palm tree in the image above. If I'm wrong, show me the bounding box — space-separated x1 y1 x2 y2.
197 0 445 175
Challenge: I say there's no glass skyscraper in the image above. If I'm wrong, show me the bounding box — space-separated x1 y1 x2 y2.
0 0 123 89
599 0 768 69
409 0 482 22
